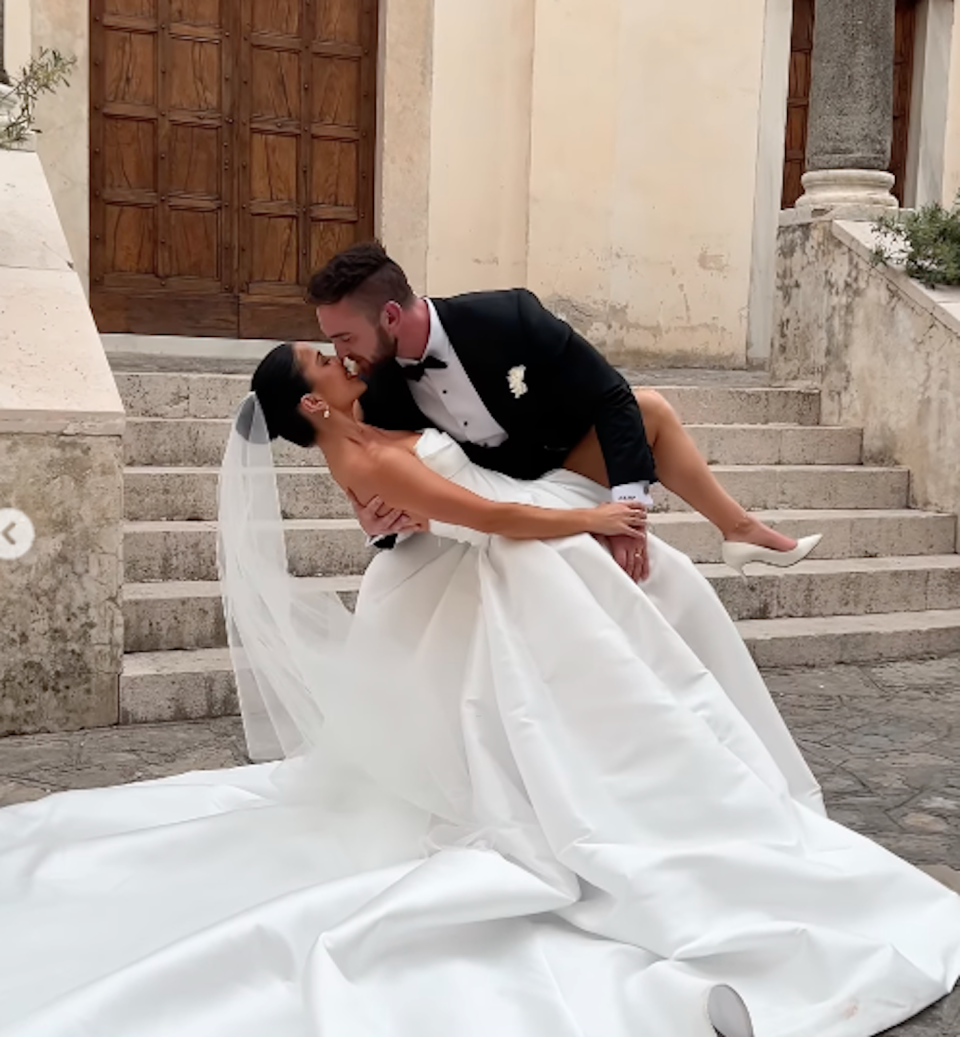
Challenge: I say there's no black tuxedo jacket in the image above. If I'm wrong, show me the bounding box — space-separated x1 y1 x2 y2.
359 289 656 487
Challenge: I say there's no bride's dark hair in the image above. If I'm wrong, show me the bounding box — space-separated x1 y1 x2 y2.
240 342 316 448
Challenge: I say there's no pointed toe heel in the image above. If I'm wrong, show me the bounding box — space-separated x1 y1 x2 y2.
721 533 823 575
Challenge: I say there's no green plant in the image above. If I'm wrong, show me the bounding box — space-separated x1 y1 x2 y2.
871 195 960 288
0 48 77 150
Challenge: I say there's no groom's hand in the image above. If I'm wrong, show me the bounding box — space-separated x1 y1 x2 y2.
347 490 427 538
602 531 649 583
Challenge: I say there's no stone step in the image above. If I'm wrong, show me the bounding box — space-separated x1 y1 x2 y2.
124 466 350 521
740 610 960 668
124 518 371 583
646 386 820 426
119 607 960 723
659 465 908 513
124 576 362 652
123 463 909 522
124 417 862 469
704 555 960 622
122 556 960 653
114 371 822 425
125 417 325 468
121 648 238 724
123 509 957 582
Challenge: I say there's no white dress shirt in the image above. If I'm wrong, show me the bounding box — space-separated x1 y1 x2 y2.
396 300 508 448
396 299 652 505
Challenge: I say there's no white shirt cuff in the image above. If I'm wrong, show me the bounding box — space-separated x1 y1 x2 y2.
612 482 653 507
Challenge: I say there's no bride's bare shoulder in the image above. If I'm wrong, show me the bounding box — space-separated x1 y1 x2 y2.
344 435 422 500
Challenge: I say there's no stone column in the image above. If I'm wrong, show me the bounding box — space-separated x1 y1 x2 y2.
797 0 898 215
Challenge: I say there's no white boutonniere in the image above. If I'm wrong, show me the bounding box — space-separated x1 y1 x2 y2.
507 365 528 399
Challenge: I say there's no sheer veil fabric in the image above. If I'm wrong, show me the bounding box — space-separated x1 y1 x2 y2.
217 394 473 821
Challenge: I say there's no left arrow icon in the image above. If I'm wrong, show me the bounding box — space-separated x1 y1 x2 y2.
0 509 35 560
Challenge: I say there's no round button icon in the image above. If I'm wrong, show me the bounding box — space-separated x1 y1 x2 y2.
0 509 35 561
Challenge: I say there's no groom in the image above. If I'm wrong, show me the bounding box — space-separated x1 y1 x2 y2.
308 242 657 581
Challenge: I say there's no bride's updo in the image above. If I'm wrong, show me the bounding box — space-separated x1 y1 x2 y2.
240 342 316 448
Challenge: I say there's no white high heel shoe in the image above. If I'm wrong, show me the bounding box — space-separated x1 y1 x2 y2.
721 533 823 576
707 985 755 1037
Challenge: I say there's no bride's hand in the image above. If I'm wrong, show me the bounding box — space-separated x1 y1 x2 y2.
347 490 428 537
586 501 647 538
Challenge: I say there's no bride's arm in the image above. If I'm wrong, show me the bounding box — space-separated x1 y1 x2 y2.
348 446 645 542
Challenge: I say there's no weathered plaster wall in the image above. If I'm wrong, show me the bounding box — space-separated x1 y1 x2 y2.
377 0 434 294
904 0 954 208
773 217 960 522
524 0 767 367
942 0 960 205
380 0 768 365
424 0 535 294
3 0 32 73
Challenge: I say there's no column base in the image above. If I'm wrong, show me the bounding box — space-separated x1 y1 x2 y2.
796 169 898 219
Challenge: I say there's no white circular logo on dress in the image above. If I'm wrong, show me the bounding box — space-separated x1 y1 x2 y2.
0 509 36 560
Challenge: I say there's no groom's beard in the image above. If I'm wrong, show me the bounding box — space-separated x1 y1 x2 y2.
362 327 400 378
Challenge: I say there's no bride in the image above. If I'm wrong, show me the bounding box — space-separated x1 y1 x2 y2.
0 347 957 1037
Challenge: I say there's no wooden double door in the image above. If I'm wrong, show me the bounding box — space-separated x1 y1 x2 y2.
782 0 918 209
90 0 377 339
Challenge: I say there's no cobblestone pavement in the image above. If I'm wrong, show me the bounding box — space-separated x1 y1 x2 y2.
1 657 959 1033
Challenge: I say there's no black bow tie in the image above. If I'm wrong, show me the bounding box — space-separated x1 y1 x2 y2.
403 355 448 381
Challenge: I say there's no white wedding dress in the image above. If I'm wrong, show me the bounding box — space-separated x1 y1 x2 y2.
1 427 958 1037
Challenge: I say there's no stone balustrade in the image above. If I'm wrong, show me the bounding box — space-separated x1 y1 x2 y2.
0 148 124 735
774 216 960 525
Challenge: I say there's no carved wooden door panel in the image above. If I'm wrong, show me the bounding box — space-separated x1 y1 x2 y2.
889 0 917 205
90 0 239 335
237 0 376 339
90 0 377 339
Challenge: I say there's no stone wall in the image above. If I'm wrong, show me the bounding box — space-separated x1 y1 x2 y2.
0 435 123 733
0 149 124 736
773 216 960 522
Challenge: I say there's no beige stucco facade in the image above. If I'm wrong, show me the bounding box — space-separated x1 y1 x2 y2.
3 0 30 72
381 0 770 367
13 0 960 365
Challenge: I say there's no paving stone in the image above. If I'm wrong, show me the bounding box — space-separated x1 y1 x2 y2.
0 718 247 804
868 656 960 693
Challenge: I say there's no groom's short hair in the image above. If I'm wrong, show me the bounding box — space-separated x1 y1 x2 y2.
307 241 414 318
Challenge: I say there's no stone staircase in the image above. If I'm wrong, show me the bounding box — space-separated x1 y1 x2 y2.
112 360 960 725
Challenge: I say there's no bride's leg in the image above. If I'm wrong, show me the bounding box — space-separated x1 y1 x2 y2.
635 389 798 551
